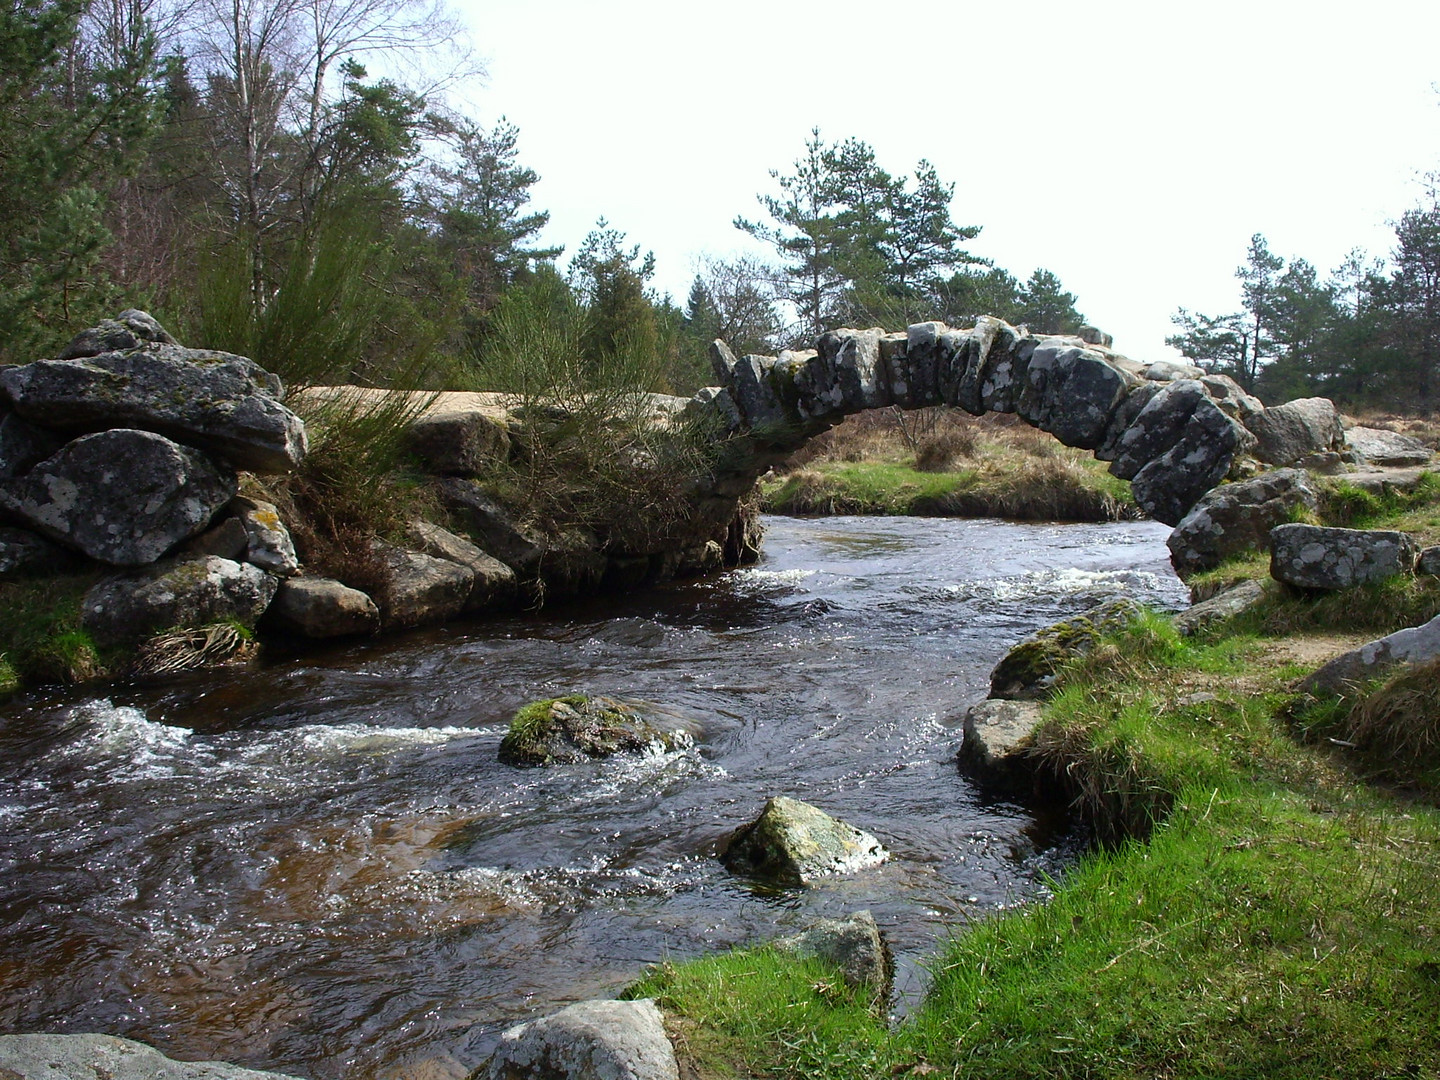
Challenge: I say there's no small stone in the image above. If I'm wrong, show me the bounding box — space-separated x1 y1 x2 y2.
774 910 893 996
232 496 299 576
1173 579 1266 636
1419 546 1440 577
721 795 887 885
183 515 249 561
958 698 1045 790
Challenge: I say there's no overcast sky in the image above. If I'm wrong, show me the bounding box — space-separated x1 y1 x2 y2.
448 0 1440 361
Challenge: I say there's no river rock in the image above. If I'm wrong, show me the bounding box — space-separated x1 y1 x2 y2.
488 998 678 1080
1017 341 1132 449
0 526 79 580
0 406 63 478
721 795 888 885
368 539 473 629
1166 468 1319 579
1244 397 1344 466
231 497 299 576
1173 579 1267 636
958 698 1045 790
82 555 279 647
406 520 516 610
1129 396 1250 525
0 429 237 566
56 308 177 359
989 598 1141 700
0 1033 301 1080
434 479 545 575
405 409 511 476
497 694 689 766
774 910 892 996
1270 523 1418 590
265 575 380 637
1344 425 1433 467
1300 612 1440 696
0 341 307 473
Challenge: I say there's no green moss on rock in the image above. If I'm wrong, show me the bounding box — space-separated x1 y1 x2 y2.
989 598 1141 700
497 694 690 767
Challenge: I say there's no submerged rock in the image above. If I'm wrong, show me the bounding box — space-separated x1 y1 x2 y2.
1270 523 1418 590
497 694 689 766
774 910 893 997
721 795 888 885
989 598 1141 700
488 998 678 1080
0 1033 301 1080
0 428 236 566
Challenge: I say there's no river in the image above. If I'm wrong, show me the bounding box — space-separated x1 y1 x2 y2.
0 515 1186 1078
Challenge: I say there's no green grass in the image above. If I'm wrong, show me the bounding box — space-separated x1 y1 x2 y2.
633 615 1440 1079
762 458 1135 522
0 574 110 691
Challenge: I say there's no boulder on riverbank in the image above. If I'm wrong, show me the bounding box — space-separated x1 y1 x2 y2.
774 910 893 998
497 695 690 766
1300 612 1440 696
1167 468 1319 579
721 796 888 885
1270 523 1418 590
265 576 380 638
989 598 1141 700
0 1033 302 1080
958 698 1046 790
488 998 678 1080
82 555 279 647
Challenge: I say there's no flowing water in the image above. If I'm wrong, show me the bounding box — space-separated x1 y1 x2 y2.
0 515 1186 1079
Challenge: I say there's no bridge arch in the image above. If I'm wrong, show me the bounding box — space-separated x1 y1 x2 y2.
694 318 1274 527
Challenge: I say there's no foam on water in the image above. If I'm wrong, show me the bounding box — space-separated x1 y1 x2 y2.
49 699 196 780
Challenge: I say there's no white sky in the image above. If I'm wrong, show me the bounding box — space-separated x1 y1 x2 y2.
448 0 1440 361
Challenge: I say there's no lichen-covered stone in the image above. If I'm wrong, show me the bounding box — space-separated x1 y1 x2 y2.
1167 468 1319 579
1106 379 1208 481
0 342 306 473
367 540 473 629
82 555 278 647
56 309 177 360
1130 397 1249 525
1300 612 1440 696
0 429 236 566
1244 397 1344 466
406 519 516 611
0 526 79 580
774 910 893 996
0 1033 301 1080
232 496 299 576
1345 425 1433 467
1017 341 1132 449
721 795 887 885
1270 523 1418 590
498 694 689 766
489 999 678 1080
989 598 1141 700
1173 579 1267 636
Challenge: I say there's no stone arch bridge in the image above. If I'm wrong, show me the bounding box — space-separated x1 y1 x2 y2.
690 317 1340 527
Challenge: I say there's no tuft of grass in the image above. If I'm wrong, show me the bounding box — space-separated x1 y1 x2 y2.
1316 472 1440 531
0 575 111 689
1238 573 1440 638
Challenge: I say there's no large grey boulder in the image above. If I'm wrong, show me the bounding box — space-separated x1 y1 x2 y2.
721 796 888 885
367 539 473 629
813 328 892 412
1106 379 1208 481
231 496 299 576
958 697 1045 790
435 479 544 575
1270 523 1418 590
0 1033 301 1080
1344 425 1433 467
265 575 380 638
989 598 1141 700
1129 396 1250 525
405 409 511 476
82 555 279 647
0 406 63 478
1301 612 1440 695
489 998 678 1080
497 694 690 767
1173 579 1267 636
406 519 516 611
1017 341 1131 449
1167 468 1319 579
1244 397 1344 466
774 910 892 996
0 526 79 580
0 429 236 566
56 308 177 359
0 342 307 473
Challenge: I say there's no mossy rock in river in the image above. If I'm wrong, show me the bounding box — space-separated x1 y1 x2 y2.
497 694 690 767
989 597 1141 701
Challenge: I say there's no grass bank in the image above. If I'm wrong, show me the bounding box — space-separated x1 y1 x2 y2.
760 409 1137 522
631 595 1440 1078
